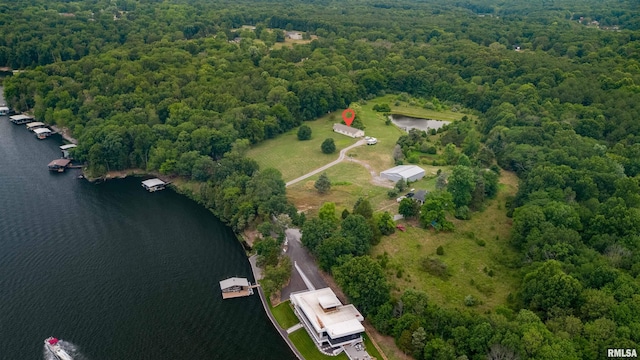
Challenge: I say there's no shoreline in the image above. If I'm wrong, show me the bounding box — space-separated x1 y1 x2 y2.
82 168 162 183
50 125 78 144
85 168 388 360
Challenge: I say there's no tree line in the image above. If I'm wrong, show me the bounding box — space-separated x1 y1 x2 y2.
3 0 640 358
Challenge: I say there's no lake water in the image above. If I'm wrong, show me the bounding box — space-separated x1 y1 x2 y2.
390 114 450 132
0 90 294 359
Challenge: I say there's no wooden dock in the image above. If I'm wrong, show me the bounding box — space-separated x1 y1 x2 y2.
220 277 260 299
220 284 260 299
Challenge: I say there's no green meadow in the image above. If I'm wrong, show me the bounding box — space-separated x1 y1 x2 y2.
371 171 521 311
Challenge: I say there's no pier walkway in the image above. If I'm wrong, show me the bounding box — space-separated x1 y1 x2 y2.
286 323 303 334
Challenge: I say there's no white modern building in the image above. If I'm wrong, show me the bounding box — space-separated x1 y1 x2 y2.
290 287 366 354
380 165 425 182
333 123 364 138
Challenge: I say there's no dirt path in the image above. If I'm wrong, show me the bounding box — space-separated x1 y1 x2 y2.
345 157 394 188
285 140 366 187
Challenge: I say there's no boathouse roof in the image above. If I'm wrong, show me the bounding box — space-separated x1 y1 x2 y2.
34 128 51 135
219 277 249 290
26 122 45 129
9 114 33 121
141 178 166 188
48 159 71 167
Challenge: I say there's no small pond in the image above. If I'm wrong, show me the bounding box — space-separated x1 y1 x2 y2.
390 114 451 132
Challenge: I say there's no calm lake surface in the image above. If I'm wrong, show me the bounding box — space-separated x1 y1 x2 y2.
0 92 294 359
390 114 450 132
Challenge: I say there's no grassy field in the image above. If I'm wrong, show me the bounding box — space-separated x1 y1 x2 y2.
285 161 397 215
271 300 300 329
247 114 357 182
371 171 521 311
248 95 466 215
272 35 317 49
288 329 349 360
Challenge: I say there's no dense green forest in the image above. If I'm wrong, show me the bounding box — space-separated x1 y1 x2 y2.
4 0 640 359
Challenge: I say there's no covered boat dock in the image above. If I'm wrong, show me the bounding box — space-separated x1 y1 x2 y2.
60 144 77 159
141 178 167 192
48 159 71 172
34 127 53 139
0 106 11 116
220 277 258 299
26 122 46 131
9 114 34 124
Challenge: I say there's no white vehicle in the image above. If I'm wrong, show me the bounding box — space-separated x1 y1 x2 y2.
366 137 378 145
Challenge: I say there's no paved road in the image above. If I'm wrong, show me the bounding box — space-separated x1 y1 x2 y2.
280 228 328 301
285 140 365 187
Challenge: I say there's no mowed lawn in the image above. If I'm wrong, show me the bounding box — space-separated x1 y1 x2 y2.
288 329 349 360
247 115 356 182
371 171 521 311
271 300 300 329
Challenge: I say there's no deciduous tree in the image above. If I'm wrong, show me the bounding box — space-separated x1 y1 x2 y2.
318 202 338 224
448 165 476 208
399 198 420 219
333 256 390 316
297 124 312 140
321 138 336 154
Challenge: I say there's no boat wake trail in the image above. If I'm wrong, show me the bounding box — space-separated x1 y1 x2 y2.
43 340 88 360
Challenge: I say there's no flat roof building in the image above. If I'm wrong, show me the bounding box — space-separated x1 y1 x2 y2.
290 287 366 355
380 165 425 182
